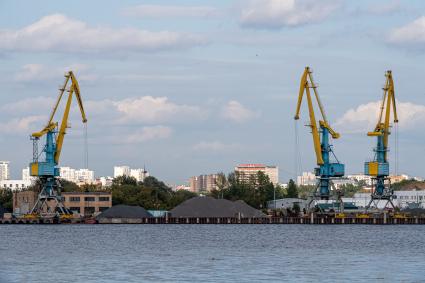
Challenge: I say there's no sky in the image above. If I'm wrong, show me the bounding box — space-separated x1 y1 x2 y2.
0 0 425 185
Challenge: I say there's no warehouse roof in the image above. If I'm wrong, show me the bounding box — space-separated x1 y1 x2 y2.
170 196 265 218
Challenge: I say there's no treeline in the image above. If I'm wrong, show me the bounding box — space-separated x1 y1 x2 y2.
60 175 197 210
208 171 298 210
392 179 425 191
108 175 196 210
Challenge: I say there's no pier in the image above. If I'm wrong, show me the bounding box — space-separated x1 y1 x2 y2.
2 216 425 225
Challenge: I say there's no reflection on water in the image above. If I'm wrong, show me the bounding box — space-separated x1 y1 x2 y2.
1 225 425 282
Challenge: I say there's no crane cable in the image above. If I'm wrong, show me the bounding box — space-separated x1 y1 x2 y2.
294 120 303 181
83 123 88 169
394 123 399 176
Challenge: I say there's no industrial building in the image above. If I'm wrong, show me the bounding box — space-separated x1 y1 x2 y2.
267 198 308 211
13 190 38 214
345 191 425 209
62 192 112 216
12 190 112 217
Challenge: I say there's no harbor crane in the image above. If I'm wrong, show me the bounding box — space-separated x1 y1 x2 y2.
294 67 344 201
29 71 87 217
365 70 398 210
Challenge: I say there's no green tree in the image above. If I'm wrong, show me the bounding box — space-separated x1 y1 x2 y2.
0 188 13 211
110 176 196 210
59 179 82 192
113 175 138 186
339 183 362 197
210 171 282 210
215 172 228 199
286 179 298 198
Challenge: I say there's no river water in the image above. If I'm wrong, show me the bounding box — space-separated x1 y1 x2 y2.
0 225 424 282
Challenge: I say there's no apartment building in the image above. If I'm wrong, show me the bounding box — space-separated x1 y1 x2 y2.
235 164 279 185
189 174 218 192
0 161 10 181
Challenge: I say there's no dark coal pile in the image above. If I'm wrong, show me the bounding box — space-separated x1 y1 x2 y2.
232 200 265 218
96 205 152 219
170 196 266 218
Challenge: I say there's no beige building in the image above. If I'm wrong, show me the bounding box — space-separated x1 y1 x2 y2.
12 191 112 216
235 164 279 185
297 171 317 186
62 192 112 216
13 190 38 214
389 174 410 184
189 174 218 192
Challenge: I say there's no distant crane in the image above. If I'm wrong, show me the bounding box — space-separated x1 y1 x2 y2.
365 70 398 210
29 71 87 217
294 67 345 201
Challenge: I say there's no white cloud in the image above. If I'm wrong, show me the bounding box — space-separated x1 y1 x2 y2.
0 14 205 53
124 126 173 143
14 63 95 82
1 97 54 113
193 141 241 151
239 0 340 29
122 5 219 18
221 100 259 123
388 16 425 48
0 115 46 134
113 96 205 124
335 100 425 133
3 95 206 126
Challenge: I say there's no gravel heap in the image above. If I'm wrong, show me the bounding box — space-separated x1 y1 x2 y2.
96 205 152 219
170 196 265 218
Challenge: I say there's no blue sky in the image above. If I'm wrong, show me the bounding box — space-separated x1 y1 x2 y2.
0 0 424 184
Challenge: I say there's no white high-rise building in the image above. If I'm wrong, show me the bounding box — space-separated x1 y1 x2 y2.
0 161 10 181
60 167 76 182
347 174 372 186
130 168 149 182
97 176 114 187
22 167 37 183
59 166 95 184
114 166 131 178
297 172 317 186
75 169 95 183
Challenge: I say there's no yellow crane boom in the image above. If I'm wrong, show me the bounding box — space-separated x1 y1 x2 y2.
367 70 398 160
31 71 87 164
294 66 340 165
